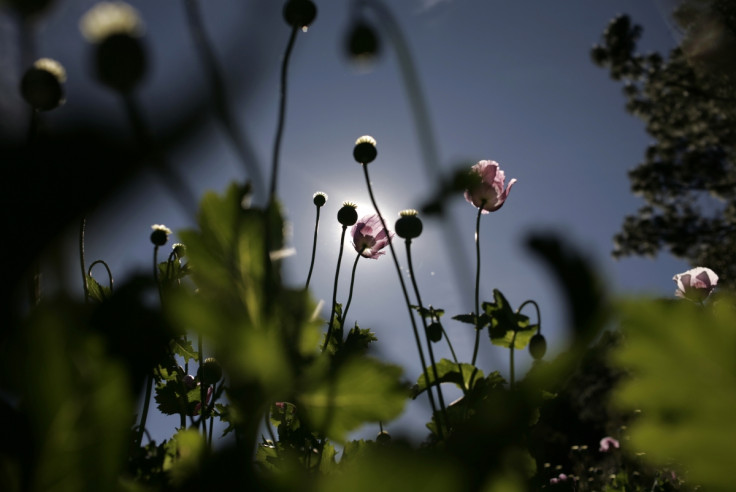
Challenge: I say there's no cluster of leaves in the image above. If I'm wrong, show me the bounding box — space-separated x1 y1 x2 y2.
592 3 736 288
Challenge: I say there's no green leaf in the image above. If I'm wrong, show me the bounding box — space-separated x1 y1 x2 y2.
169 337 197 363
86 274 111 302
483 290 536 349
412 359 482 398
612 297 736 490
155 380 189 416
298 357 406 442
163 429 206 486
342 324 378 355
452 313 477 325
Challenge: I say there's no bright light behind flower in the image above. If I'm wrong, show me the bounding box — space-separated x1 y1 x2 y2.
464 160 517 213
673 266 718 302
351 213 393 259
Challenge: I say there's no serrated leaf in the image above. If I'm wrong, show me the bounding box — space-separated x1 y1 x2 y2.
154 380 188 416
484 290 536 349
412 359 482 398
169 337 197 362
86 274 111 302
612 297 736 490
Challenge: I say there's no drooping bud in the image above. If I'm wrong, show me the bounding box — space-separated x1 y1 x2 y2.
529 333 547 360
426 322 443 343
346 21 380 61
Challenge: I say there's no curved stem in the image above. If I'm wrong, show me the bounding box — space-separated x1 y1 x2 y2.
88 259 114 294
405 240 449 431
361 164 442 438
269 25 299 204
305 205 322 289
340 252 362 327
518 299 542 333
323 226 347 351
80 217 89 303
471 204 485 366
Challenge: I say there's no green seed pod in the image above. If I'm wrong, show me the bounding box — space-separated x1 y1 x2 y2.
95 33 146 93
313 191 327 207
529 333 547 360
346 21 380 61
426 322 443 343
395 210 423 239
338 201 358 226
20 59 66 111
353 135 377 164
150 224 171 246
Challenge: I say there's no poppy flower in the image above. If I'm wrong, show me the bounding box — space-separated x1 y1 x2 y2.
464 160 517 213
351 214 393 259
673 267 718 302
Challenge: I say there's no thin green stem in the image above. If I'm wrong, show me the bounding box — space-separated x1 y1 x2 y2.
405 240 449 432
361 164 442 438
509 334 517 390
88 260 114 294
305 205 322 289
80 217 89 303
340 252 362 327
135 375 154 449
323 226 348 351
471 204 485 366
198 334 206 435
269 25 299 204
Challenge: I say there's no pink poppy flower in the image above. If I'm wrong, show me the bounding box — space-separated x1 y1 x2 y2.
464 160 517 213
673 267 718 302
599 436 620 452
351 214 393 259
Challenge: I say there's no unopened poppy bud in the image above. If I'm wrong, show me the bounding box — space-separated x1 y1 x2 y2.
183 374 196 390
395 209 423 239
427 322 443 343
353 135 377 164
346 21 380 61
283 0 317 30
198 357 222 385
529 333 547 360
338 201 358 226
313 191 327 207
150 224 171 246
21 58 67 111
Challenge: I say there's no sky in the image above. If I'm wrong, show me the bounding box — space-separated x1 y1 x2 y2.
1 0 691 442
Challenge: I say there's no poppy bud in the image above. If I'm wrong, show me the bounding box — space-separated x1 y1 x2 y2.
346 21 380 61
529 333 547 360
426 322 442 343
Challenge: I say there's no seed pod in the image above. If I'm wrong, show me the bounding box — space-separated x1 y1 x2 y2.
338 201 358 226
283 0 317 29
395 210 423 239
427 322 443 343
353 135 377 164
199 357 223 385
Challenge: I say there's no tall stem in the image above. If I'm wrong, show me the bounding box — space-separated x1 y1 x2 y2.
361 164 442 438
405 240 449 431
305 205 322 289
471 204 484 366
80 217 89 303
323 226 347 351
340 252 362 327
269 25 299 204
135 377 154 449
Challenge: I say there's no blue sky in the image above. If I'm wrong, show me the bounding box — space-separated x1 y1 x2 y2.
2 0 691 441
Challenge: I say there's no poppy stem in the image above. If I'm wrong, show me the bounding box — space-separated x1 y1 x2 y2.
323 226 347 351
471 204 485 366
361 164 443 439
341 252 362 328
305 203 322 289
269 24 299 204
405 240 450 432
